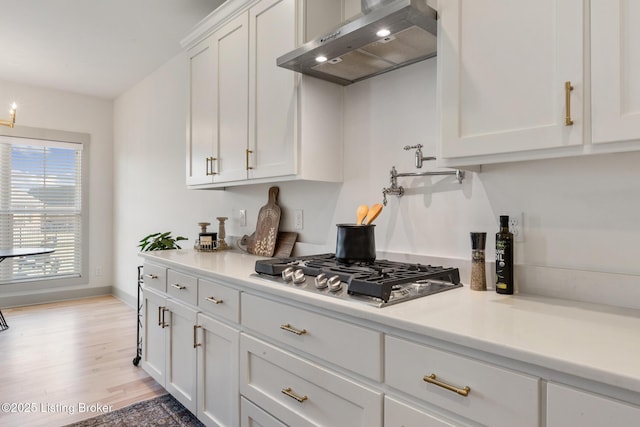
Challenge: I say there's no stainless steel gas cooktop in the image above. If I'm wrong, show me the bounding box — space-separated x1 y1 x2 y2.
253 254 463 308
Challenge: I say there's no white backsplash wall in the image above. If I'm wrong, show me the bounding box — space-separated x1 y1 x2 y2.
113 53 640 309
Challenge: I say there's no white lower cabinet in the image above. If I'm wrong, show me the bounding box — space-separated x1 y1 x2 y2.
240 333 383 426
385 335 540 427
197 312 240 427
241 397 287 427
141 287 167 386
164 298 199 413
547 382 640 427
142 268 241 427
141 287 199 412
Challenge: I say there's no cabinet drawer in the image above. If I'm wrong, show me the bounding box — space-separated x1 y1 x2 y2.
167 270 197 306
240 334 382 427
547 382 640 427
143 263 167 292
241 293 382 380
384 395 459 427
385 335 540 427
241 397 286 427
198 278 240 323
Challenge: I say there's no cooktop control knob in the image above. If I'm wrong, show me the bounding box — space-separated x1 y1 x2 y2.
327 275 342 292
292 268 306 284
315 273 328 289
281 266 294 282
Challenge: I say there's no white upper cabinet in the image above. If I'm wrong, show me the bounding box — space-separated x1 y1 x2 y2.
591 0 640 145
438 0 584 164
184 0 343 189
248 0 296 180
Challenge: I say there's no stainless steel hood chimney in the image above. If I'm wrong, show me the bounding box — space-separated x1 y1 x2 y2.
276 0 437 86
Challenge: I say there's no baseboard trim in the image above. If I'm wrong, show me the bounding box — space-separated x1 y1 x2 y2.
0 285 112 308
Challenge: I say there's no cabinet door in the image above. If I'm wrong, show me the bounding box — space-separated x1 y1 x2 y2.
165 299 199 413
439 0 583 160
591 0 640 145
141 288 167 386
547 383 640 427
186 37 216 186
213 12 250 183
248 0 297 179
197 313 240 427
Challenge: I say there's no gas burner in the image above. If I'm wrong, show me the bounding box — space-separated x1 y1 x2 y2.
254 254 463 307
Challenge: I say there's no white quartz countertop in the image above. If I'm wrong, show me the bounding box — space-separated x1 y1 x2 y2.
140 249 640 395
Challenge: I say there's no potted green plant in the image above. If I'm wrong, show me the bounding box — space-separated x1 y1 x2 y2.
138 232 187 251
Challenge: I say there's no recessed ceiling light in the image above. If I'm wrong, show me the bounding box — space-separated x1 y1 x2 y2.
376 29 391 38
315 56 328 63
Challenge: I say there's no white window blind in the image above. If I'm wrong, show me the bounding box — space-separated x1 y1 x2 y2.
0 136 83 283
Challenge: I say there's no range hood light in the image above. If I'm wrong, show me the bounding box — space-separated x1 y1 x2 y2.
315 55 328 63
376 29 391 38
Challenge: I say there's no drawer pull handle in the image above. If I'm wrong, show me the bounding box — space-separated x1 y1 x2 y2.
565 81 574 126
206 296 223 304
280 323 307 336
423 373 470 397
171 283 187 290
158 306 164 326
281 387 308 403
145 273 158 279
193 325 201 348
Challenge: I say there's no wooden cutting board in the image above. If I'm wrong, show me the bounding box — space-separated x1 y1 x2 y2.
248 186 281 257
273 231 297 258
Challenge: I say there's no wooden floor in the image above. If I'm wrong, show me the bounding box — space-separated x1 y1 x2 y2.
0 295 165 427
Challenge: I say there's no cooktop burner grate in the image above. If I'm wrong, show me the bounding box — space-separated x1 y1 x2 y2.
254 253 462 303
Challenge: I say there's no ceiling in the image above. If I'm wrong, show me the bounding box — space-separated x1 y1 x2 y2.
0 0 224 99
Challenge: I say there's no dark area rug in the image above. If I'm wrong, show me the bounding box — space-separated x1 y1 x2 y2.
64 394 204 427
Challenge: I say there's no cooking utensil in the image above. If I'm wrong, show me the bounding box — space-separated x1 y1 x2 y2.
364 203 383 225
248 186 282 257
356 205 369 224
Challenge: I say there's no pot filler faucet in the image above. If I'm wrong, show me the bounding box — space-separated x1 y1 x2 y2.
382 144 465 206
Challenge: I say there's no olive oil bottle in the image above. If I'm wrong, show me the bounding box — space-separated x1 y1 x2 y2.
495 215 514 294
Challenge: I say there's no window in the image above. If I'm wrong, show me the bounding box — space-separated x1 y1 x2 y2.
0 135 84 284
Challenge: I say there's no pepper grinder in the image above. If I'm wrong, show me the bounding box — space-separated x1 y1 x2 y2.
216 217 228 250
470 232 487 291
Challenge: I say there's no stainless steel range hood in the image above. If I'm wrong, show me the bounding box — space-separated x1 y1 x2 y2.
276 0 437 86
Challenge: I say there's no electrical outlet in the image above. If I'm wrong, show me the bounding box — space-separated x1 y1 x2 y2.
507 212 524 242
239 209 247 227
95 266 103 277
294 209 303 230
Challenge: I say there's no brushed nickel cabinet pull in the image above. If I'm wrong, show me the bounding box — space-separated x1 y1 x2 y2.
280 323 307 336
193 325 202 348
145 273 158 280
565 81 574 126
171 283 187 290
423 373 470 397
205 157 211 176
281 387 308 403
206 296 223 304
246 149 253 170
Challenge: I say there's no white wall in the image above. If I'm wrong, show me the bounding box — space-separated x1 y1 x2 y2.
0 79 114 303
112 54 640 309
